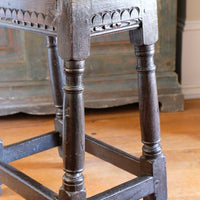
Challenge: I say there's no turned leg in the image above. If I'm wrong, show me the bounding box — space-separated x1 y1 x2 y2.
59 60 86 200
129 1 167 198
46 36 64 155
56 2 90 198
46 36 64 124
135 44 167 200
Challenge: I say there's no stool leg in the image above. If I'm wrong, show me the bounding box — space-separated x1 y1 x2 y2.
46 36 64 155
135 44 167 200
56 2 91 198
46 36 64 125
59 60 86 200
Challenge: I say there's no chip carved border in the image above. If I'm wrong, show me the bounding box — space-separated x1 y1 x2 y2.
91 7 141 34
0 7 56 32
0 6 141 35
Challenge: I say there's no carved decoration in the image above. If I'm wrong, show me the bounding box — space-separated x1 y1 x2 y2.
91 7 141 34
0 7 56 32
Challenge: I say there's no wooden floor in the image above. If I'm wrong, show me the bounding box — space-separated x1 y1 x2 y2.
0 99 200 200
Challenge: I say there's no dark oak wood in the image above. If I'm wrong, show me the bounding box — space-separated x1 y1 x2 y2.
87 176 154 200
133 44 167 200
46 36 64 121
46 36 64 156
4 131 60 163
0 0 167 199
85 135 141 176
0 161 59 200
59 60 86 200
134 44 161 159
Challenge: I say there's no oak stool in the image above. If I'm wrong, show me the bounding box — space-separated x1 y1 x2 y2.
0 0 167 199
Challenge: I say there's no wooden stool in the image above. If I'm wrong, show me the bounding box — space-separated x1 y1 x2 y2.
0 0 167 199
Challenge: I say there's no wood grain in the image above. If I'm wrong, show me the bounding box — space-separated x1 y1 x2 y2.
0 99 200 199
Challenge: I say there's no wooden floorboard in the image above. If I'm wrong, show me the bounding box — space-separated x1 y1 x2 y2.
0 99 200 199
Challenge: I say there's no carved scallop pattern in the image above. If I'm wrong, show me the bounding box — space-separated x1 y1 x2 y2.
112 11 120 23
103 12 112 25
12 10 17 19
24 11 31 21
17 10 24 21
0 8 6 18
121 10 130 21
5 8 12 18
91 7 141 34
130 7 140 19
38 13 45 24
0 7 56 32
31 12 38 23
92 14 102 26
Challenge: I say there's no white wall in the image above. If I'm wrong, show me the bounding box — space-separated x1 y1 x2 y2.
180 0 200 99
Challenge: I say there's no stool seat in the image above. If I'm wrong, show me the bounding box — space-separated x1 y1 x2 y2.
0 0 167 199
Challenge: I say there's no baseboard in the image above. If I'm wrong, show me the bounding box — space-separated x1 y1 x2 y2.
184 20 200 31
182 85 200 99
177 19 200 32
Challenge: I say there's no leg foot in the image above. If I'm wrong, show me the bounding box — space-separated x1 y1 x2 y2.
59 173 86 200
59 189 86 200
142 156 167 200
